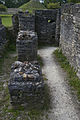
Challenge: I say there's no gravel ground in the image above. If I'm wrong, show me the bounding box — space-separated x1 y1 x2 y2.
38 47 80 120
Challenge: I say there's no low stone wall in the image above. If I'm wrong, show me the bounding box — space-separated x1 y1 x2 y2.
16 31 38 62
35 9 58 44
0 17 7 57
18 11 35 31
60 3 80 78
12 14 19 38
8 61 44 103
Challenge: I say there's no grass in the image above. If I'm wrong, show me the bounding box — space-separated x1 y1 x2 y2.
54 49 80 100
0 14 13 27
37 54 44 67
19 0 46 14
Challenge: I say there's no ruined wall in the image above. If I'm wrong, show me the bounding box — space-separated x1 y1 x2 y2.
12 14 19 38
18 10 60 45
16 31 38 62
35 9 58 44
0 17 7 56
18 11 35 31
55 9 61 46
60 3 80 78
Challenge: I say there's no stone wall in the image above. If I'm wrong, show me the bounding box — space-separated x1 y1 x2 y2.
35 9 58 44
16 31 38 62
12 14 19 38
55 9 61 46
0 17 7 57
60 3 80 78
18 10 61 45
8 61 44 104
18 11 35 31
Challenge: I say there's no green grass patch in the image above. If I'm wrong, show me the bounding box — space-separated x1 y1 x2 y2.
54 49 80 100
37 54 44 67
20 0 46 14
0 14 12 17
0 14 13 27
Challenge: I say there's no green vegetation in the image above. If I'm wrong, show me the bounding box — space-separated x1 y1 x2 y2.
37 54 44 67
47 2 60 9
0 4 7 12
44 0 64 8
5 0 30 8
54 49 80 100
20 0 46 14
0 14 13 27
67 0 80 3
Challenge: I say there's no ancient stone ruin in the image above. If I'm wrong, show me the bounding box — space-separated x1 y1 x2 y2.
18 9 61 45
0 17 7 57
8 30 43 103
12 14 19 38
8 61 44 103
18 11 35 32
35 9 60 45
60 3 80 78
16 30 38 62
0 2 79 104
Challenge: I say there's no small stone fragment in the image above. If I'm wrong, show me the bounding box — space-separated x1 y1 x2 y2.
23 73 27 79
19 72 23 75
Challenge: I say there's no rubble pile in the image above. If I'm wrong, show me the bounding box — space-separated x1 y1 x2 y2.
8 61 44 103
16 31 38 62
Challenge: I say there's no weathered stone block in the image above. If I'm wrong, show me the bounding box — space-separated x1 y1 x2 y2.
16 31 38 62
8 61 44 103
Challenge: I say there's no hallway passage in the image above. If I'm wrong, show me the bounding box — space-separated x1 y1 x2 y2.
38 47 80 120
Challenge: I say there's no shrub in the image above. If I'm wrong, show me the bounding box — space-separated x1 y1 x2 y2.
20 0 46 13
47 2 60 9
0 4 7 12
68 0 80 3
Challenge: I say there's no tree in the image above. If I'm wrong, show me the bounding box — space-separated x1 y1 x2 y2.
44 0 65 7
68 0 80 3
5 0 30 8
5 0 14 8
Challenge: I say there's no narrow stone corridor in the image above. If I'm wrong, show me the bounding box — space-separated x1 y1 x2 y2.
38 47 80 120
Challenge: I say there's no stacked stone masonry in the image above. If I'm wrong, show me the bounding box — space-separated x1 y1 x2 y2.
18 10 61 45
19 11 35 32
8 61 44 103
9 31 44 103
35 10 57 44
0 17 7 56
16 31 38 62
55 9 61 46
35 9 60 44
60 3 80 78
12 14 19 38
